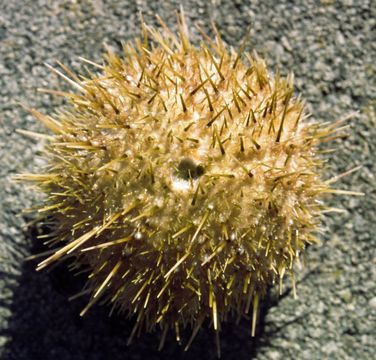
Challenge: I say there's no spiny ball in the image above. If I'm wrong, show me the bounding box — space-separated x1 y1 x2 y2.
20 13 344 352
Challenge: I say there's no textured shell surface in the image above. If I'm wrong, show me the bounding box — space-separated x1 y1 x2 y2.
17 12 351 354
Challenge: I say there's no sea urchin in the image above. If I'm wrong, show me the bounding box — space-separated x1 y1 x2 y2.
17 12 361 355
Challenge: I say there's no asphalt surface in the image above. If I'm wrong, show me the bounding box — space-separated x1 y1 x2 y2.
1 1 375 359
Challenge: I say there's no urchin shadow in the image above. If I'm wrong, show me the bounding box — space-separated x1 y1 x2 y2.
1 219 291 360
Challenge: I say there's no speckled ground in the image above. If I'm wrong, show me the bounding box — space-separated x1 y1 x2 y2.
1 1 375 359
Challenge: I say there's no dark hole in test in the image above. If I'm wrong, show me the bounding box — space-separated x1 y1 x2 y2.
177 158 205 180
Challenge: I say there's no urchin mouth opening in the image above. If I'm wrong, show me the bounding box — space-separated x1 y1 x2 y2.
176 158 205 180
